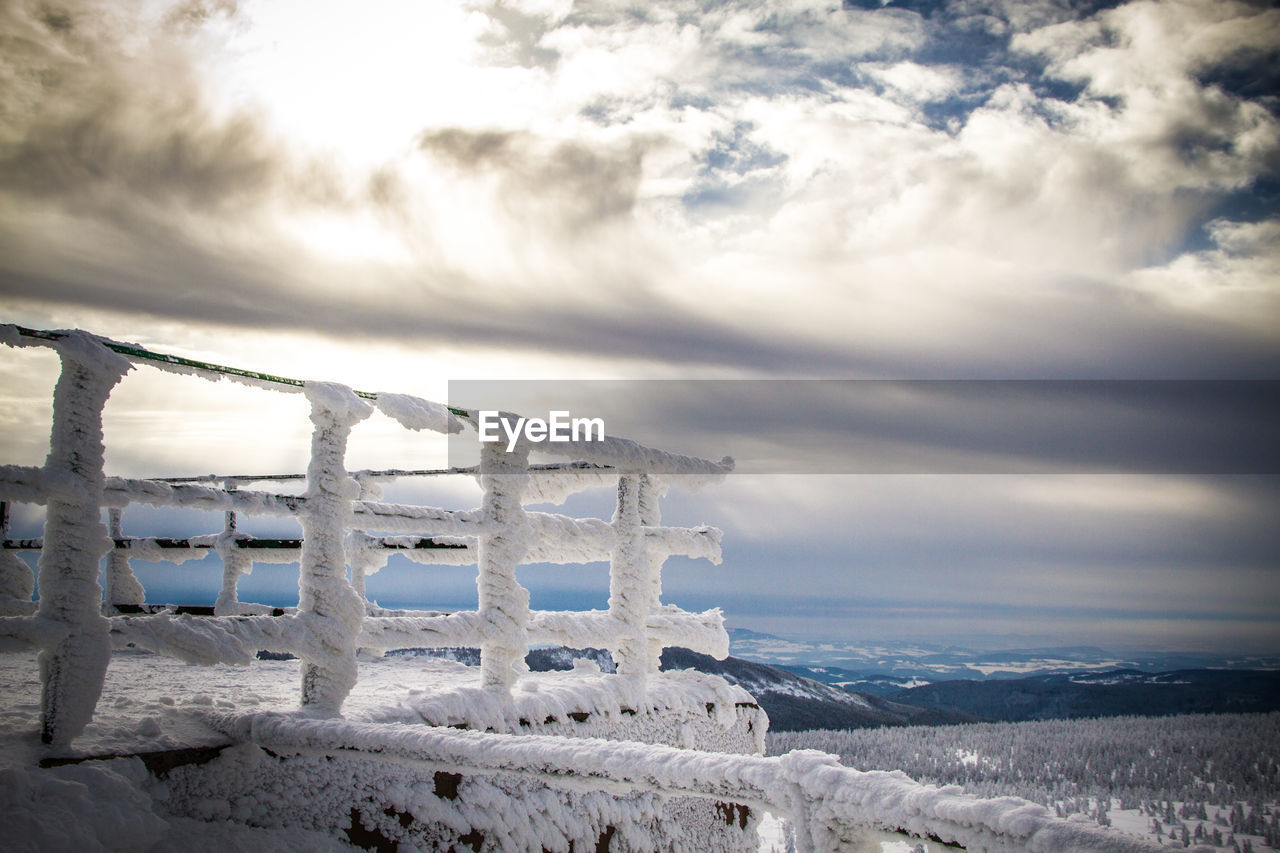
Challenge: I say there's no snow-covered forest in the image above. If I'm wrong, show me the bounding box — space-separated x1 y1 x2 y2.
771 713 1280 851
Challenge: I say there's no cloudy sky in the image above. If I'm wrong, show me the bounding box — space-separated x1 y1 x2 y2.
1 0 1277 652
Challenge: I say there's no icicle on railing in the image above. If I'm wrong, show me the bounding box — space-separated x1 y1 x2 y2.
103 508 145 612
212 488 280 618
213 486 247 616
345 472 400 612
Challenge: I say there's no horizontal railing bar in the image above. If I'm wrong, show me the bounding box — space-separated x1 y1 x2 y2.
204 713 1170 853
99 605 727 661
152 461 613 485
10 327 732 477
4 536 470 551
10 325 470 417
102 478 305 515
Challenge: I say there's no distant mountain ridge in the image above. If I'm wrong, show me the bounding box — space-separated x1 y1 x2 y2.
887 668 1280 722
385 642 1280 729
658 647 981 731
726 628 1280 681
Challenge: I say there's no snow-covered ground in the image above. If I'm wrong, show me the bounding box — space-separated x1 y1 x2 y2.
775 717 1280 853
2 648 963 851
0 646 764 760
3 648 760 850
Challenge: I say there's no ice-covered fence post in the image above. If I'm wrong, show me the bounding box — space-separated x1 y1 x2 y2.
297 383 372 715
639 474 667 674
477 440 531 691
103 508 145 612
0 501 36 614
37 332 130 746
609 473 651 680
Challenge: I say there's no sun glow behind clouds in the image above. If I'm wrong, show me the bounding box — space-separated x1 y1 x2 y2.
210 0 495 165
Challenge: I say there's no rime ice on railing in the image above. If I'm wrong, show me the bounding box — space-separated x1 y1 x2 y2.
476 442 533 690
0 325 732 746
204 713 1174 853
609 473 651 679
296 382 373 714
1 327 1181 853
33 332 130 745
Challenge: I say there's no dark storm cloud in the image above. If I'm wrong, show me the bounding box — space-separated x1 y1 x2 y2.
0 103 280 211
5 220 1280 381
0 2 291 213
417 128 649 231
448 379 1279 474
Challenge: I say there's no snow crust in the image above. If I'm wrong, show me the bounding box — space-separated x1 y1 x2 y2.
1 650 763 852
772 750 1173 853
0 757 169 852
0 615 68 651
531 606 728 659
0 464 80 506
160 742 754 853
500 426 734 485
103 477 302 517
109 614 311 666
193 706 1163 853
373 392 462 434
350 499 486 534
518 464 618 505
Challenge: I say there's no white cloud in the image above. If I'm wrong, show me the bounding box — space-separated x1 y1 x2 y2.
862 61 964 103
1127 218 1280 330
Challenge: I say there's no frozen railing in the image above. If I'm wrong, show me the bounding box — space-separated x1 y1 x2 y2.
0 326 732 747
0 327 1181 853
208 711 1175 853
